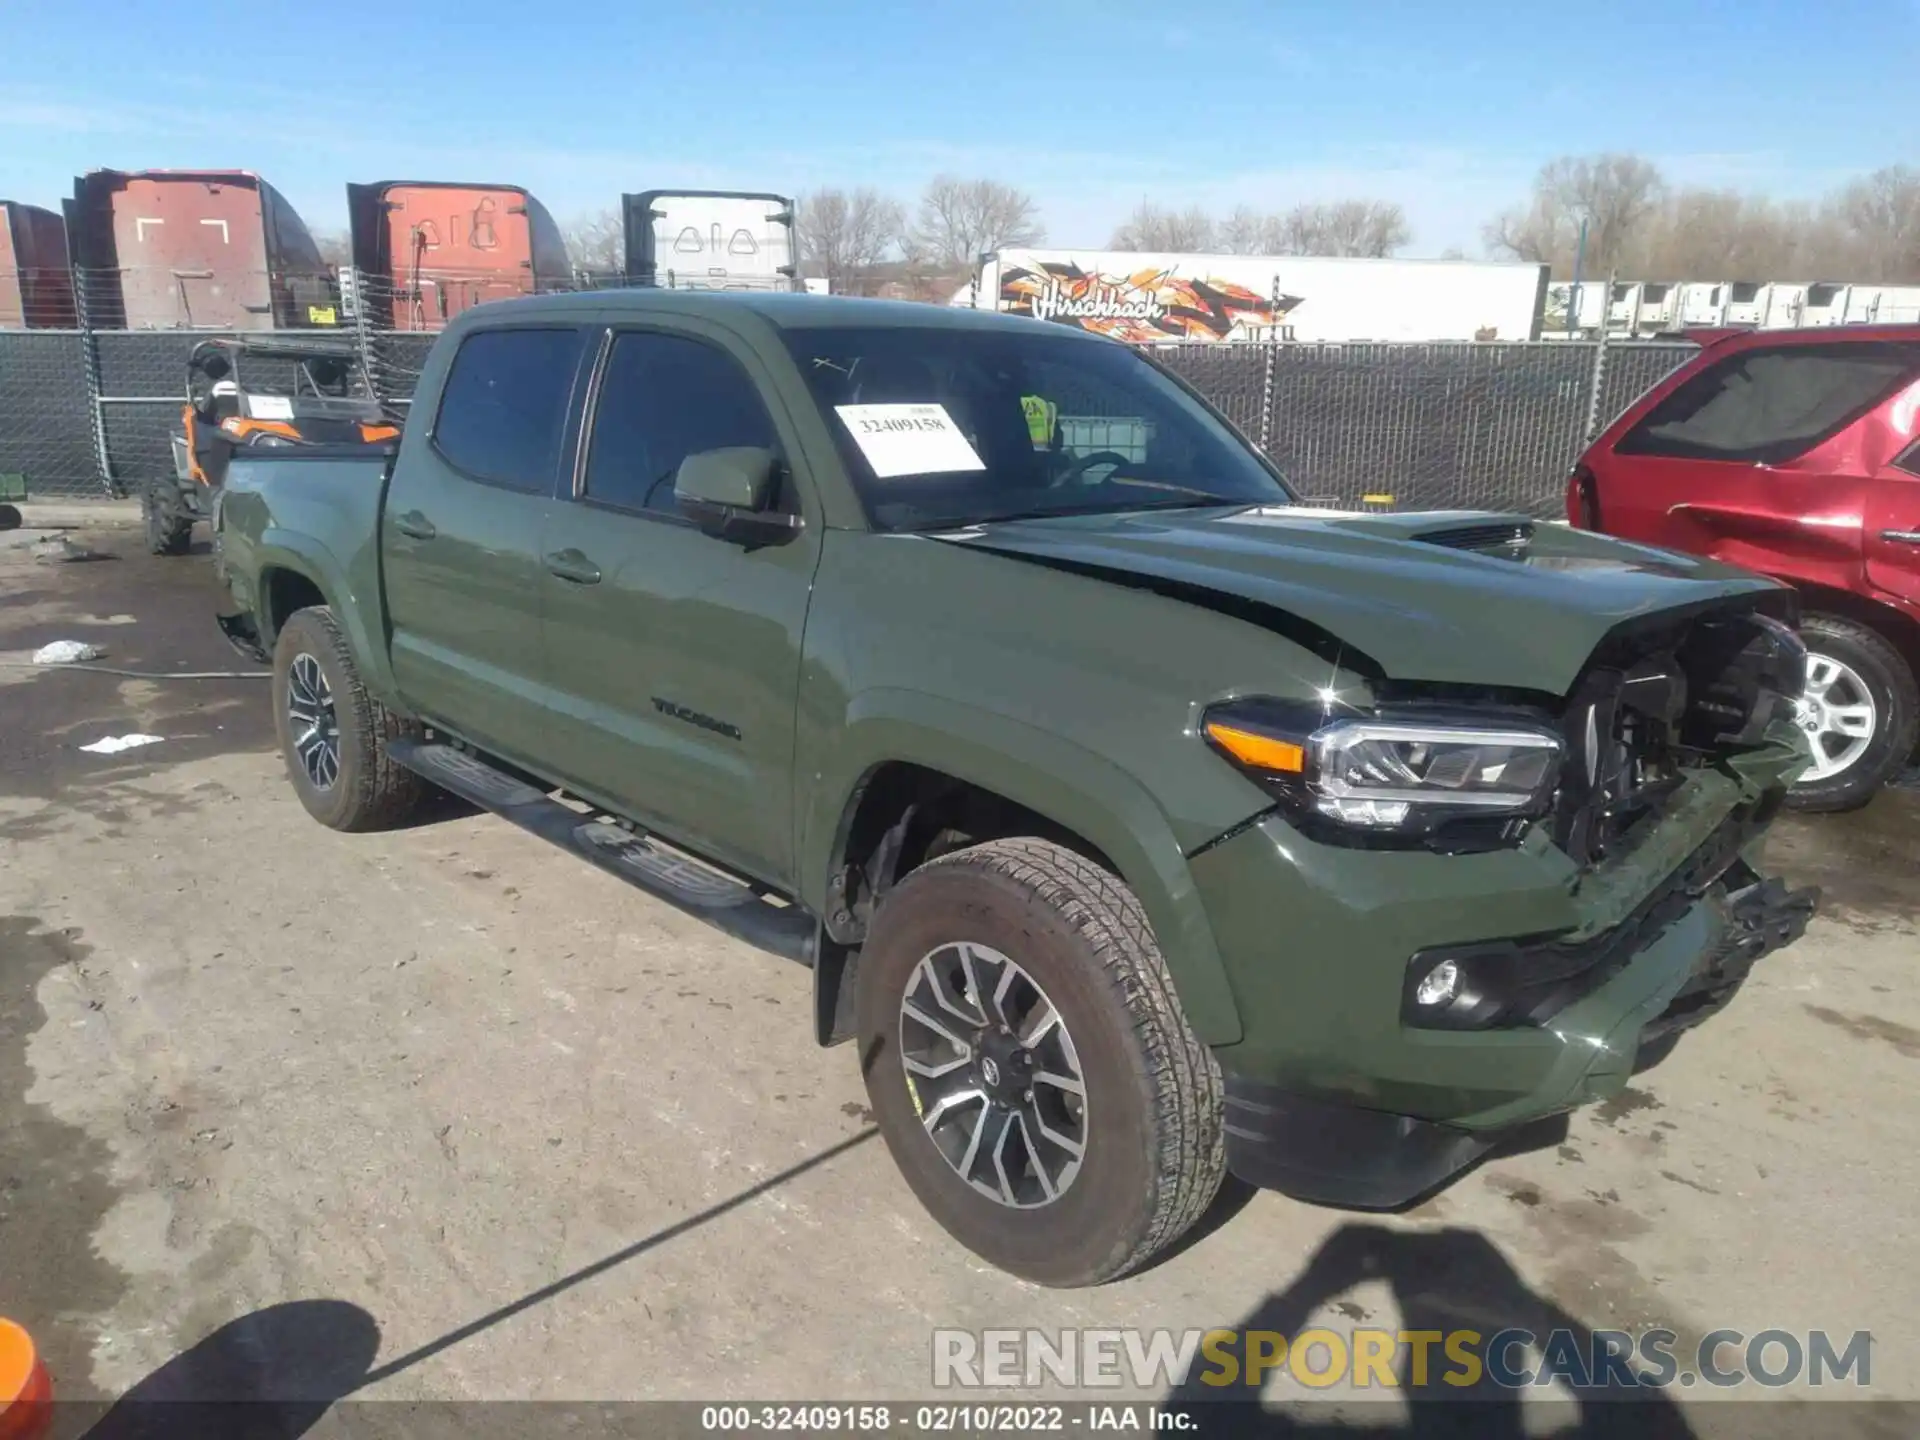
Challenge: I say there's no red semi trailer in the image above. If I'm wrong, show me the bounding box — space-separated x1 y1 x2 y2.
0 201 77 328
65 169 336 331
347 181 571 330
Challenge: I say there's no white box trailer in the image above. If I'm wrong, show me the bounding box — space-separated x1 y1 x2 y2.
1548 277 1920 337
1677 282 1728 327
958 249 1550 343
621 189 798 291
1542 280 1611 335
1864 286 1920 323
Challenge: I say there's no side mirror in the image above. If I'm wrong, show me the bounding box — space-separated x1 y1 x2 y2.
676 446 778 512
674 447 801 547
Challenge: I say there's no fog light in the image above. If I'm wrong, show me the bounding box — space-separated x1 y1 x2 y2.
1415 960 1461 1008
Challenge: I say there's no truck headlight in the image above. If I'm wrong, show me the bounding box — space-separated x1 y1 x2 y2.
1203 702 1564 836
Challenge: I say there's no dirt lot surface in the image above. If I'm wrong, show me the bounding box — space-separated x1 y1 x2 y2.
2 515 1916 1435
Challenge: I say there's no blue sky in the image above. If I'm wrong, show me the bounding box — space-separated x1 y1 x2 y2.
3 0 1916 255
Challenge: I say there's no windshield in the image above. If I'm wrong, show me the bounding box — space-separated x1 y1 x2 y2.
781 325 1292 531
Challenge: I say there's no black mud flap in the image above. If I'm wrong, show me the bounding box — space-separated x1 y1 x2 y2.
215 611 270 665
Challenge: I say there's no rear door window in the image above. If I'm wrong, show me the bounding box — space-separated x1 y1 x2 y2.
582 331 784 517
432 326 587 491
1617 342 1920 465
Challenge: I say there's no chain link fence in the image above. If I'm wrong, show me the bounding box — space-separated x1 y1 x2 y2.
1157 340 1694 516
0 265 1694 509
0 331 99 500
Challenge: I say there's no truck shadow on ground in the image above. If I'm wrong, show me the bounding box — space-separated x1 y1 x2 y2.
1162 1221 1697 1438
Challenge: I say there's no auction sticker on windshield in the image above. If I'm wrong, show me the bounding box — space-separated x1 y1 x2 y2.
835 403 986 478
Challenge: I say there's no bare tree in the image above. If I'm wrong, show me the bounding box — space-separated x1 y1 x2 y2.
1485 153 1666 276
1637 189 1821 278
909 177 1044 267
1109 201 1215 251
1216 206 1268 255
1273 200 1411 257
311 229 352 268
562 208 626 276
1830 165 1920 281
1480 155 1920 281
796 188 904 294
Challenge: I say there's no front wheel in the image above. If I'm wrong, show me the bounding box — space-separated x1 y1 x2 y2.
1786 614 1919 813
856 837 1225 1287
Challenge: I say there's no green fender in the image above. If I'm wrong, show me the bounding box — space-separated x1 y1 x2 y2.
800 687 1244 1046
251 527 401 706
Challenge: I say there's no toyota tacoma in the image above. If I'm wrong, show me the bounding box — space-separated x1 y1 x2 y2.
212 290 1818 1286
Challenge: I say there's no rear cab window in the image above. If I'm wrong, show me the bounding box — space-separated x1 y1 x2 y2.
1617 341 1920 465
432 326 588 492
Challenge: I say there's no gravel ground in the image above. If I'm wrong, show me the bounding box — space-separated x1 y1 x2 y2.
2 518 1915 1436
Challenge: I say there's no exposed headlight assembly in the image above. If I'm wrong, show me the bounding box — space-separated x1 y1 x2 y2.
1204 700 1564 837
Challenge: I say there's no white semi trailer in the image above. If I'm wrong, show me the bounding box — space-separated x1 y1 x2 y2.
954 249 1551 343
1545 279 1920 336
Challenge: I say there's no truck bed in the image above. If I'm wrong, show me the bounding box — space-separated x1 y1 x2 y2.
215 445 398 681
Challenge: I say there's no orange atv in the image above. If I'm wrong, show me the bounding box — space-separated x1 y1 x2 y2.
150 335 400 555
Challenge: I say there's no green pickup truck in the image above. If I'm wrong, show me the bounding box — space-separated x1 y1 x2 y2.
213 290 1818 1286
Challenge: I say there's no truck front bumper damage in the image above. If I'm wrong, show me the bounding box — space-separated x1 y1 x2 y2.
1188 772 1817 1210
1218 868 1816 1208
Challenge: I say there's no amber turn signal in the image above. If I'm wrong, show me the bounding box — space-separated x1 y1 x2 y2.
1204 721 1306 774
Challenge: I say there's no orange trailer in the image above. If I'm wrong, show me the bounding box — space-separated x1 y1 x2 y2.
347 180 571 330
0 201 76 328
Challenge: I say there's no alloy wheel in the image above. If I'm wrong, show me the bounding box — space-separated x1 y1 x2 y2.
898 942 1087 1209
286 653 341 791
1795 651 1877 783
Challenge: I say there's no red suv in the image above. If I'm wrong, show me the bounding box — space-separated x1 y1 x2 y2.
1570 325 1920 811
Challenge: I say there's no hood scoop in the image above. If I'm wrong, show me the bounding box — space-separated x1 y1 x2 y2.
1417 520 1535 559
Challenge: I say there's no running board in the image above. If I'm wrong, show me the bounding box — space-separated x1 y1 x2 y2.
388 739 815 966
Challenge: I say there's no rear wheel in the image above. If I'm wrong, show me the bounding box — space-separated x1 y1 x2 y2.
141 481 193 556
1787 613 1919 813
856 837 1224 1287
271 606 428 831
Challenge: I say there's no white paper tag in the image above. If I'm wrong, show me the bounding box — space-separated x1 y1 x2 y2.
248 395 294 421
834 403 985 478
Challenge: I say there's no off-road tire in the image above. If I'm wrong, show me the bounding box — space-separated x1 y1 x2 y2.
1787 613 1919 814
856 837 1225 1287
142 482 193 556
272 605 428 831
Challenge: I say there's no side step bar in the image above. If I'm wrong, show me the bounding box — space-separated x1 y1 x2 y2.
388 739 816 966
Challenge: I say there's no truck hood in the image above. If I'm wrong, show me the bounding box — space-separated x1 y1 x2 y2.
936 505 1785 694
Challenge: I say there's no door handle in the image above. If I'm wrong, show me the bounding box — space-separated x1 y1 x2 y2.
1882 529 1920 546
392 510 436 541
544 549 602 585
